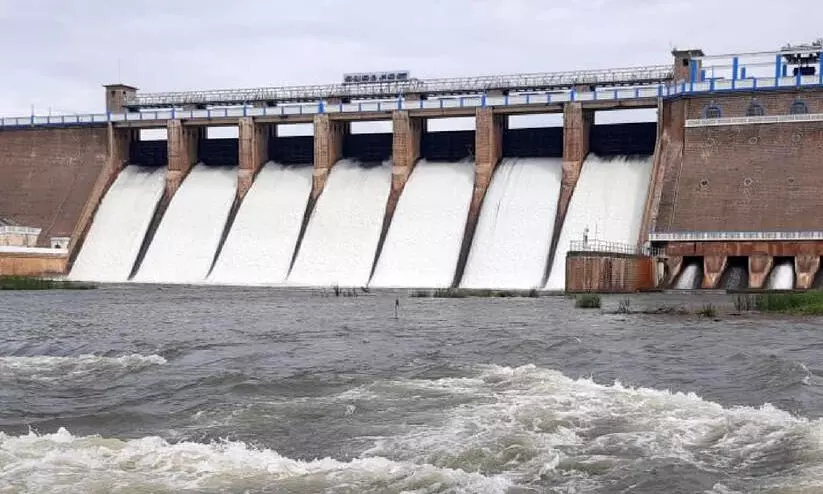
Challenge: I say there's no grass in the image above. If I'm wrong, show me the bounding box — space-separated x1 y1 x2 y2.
696 303 717 318
574 294 601 309
751 291 823 315
0 275 95 291
409 288 540 298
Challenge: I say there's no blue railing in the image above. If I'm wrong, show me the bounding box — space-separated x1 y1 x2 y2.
2 74 823 129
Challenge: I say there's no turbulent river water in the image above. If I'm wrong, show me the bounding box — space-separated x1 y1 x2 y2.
1 286 823 493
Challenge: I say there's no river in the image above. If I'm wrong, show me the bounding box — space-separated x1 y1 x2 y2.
1 286 821 493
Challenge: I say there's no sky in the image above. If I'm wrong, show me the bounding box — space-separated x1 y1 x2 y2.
0 0 821 119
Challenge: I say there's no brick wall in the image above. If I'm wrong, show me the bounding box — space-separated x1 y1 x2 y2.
0 252 67 276
566 253 656 293
670 121 823 231
685 91 823 119
0 127 108 245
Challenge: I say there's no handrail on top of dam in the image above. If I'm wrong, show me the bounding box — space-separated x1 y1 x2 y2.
2 73 823 130
125 65 675 109
649 231 823 242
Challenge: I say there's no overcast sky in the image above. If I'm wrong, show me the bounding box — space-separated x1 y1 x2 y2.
0 0 821 117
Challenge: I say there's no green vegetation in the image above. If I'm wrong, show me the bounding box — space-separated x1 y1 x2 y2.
696 303 717 318
750 291 823 315
574 293 601 309
410 288 540 298
0 275 95 291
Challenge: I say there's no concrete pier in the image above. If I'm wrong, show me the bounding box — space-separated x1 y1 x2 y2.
166 119 202 197
703 255 727 289
452 107 504 286
795 255 820 289
748 254 773 289
237 117 270 199
312 114 348 200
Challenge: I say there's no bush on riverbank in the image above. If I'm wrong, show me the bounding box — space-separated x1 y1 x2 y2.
574 294 601 309
749 291 823 315
410 288 540 298
0 276 95 291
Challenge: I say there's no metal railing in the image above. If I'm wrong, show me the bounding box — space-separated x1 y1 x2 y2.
649 231 823 242
569 239 662 257
2 73 822 130
686 112 823 127
0 226 41 236
126 65 674 108
0 246 67 255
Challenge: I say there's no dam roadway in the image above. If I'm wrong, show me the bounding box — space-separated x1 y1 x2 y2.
2 42 823 290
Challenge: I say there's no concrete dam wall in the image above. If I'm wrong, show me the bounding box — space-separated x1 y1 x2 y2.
7 42 823 290
5 109 658 287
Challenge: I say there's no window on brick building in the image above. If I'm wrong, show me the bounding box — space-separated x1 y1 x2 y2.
746 102 765 117
790 100 809 115
703 105 722 119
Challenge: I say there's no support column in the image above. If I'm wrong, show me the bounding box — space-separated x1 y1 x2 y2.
451 108 505 287
68 124 136 264
702 255 727 289
370 111 423 279
166 120 202 197
543 102 593 285
665 255 684 287
748 254 774 289
238 117 270 200
312 114 347 200
795 255 820 289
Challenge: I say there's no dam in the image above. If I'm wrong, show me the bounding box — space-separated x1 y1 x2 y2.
2 40 823 290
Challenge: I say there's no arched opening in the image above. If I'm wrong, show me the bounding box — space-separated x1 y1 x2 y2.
790 100 809 115
746 102 765 117
703 105 722 119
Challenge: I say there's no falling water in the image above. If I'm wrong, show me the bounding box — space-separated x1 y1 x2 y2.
545 155 652 291
288 160 391 287
370 160 475 288
460 158 562 289
674 262 702 289
767 261 795 290
209 162 312 285
133 164 237 284
69 166 165 282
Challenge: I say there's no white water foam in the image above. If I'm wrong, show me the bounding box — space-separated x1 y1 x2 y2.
370 160 475 288
0 428 510 494
546 155 652 290
358 364 823 491
209 162 312 285
767 260 795 290
675 262 700 289
69 166 165 282
461 158 562 289
133 164 236 284
288 160 391 287
0 354 166 384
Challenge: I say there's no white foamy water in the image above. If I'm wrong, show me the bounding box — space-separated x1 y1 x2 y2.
545 155 652 290
0 428 508 494
767 261 796 290
6 364 820 493
359 365 823 491
288 160 391 287
69 166 165 282
370 160 475 288
460 158 562 289
0 354 166 384
133 164 236 284
675 262 701 289
209 162 313 285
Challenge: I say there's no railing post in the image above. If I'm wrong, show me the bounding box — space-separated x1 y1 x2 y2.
731 56 739 89
775 54 782 83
